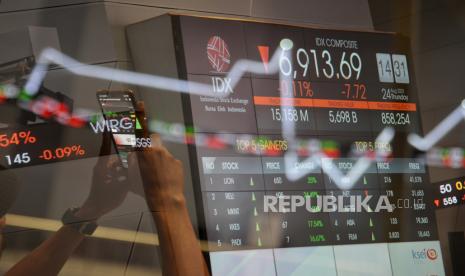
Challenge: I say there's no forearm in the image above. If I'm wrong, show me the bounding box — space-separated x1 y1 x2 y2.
5 225 84 276
151 198 209 276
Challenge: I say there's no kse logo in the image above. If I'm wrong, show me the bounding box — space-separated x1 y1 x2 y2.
411 248 438 261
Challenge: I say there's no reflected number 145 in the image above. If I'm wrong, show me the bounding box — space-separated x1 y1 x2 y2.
4 152 31 166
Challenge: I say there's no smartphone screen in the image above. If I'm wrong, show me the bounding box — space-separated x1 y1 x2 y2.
96 90 138 168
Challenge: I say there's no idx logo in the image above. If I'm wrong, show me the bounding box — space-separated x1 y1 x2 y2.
89 117 133 133
211 77 233 93
411 248 438 261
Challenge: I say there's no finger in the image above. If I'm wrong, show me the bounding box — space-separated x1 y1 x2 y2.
102 159 127 185
135 149 155 172
149 134 174 160
108 157 125 175
150 133 162 148
99 129 112 157
135 101 149 138
127 152 137 168
95 129 113 168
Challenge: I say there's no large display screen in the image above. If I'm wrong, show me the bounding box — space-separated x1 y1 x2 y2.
177 16 445 275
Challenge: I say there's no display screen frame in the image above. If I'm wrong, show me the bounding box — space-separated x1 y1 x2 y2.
170 14 444 275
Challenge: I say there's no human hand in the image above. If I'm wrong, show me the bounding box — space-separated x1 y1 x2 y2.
132 102 185 211
136 134 185 212
75 131 131 221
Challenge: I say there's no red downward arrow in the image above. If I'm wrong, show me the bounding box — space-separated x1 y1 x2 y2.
434 199 440 207
257 45 269 72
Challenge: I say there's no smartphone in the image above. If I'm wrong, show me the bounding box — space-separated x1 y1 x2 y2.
96 90 138 168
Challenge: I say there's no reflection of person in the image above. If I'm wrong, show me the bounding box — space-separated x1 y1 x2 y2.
3 131 133 276
137 133 209 276
135 102 209 276
1 102 210 275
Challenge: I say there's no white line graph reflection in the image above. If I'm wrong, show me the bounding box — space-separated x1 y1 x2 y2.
24 47 283 98
2 41 463 190
408 100 465 151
